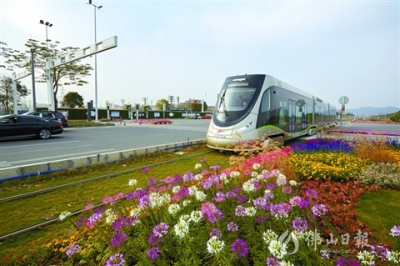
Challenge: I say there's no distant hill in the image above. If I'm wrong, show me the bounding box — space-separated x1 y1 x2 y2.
345 106 400 117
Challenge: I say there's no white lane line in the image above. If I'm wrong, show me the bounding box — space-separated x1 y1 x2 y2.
0 140 81 149
4 144 94 155
3 149 115 166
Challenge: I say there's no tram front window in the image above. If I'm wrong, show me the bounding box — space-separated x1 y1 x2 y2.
221 88 255 112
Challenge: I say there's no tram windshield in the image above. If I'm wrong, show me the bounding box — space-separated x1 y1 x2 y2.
218 86 256 113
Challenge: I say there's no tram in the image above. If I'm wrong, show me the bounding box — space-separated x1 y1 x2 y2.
206 74 337 149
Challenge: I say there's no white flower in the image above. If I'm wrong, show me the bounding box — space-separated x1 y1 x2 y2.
168 204 181 215
179 214 191 223
195 163 202 170
253 163 261 170
242 180 256 192
130 207 141 217
251 171 258 177
230 171 240 178
268 239 287 259
188 185 198 195
206 236 225 254
174 219 189 238
106 213 117 224
59 211 71 221
195 174 203 180
172 185 181 193
128 179 137 186
279 261 294 266
289 180 297 186
276 174 287 186
182 200 191 207
261 169 269 174
195 191 207 202
387 250 400 263
245 206 257 216
357 250 376 265
219 173 229 184
189 210 203 223
263 229 278 244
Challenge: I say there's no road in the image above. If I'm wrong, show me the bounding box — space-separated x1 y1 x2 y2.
0 119 211 169
0 120 398 169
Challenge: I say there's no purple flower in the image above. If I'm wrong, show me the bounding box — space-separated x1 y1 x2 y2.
231 238 249 258
282 185 292 194
299 198 310 209
147 177 158 187
141 166 150 173
105 253 125 266
153 222 169 237
86 208 103 227
183 172 195 182
312 203 328 217
210 228 222 238
147 247 161 261
200 202 224 224
266 257 280 266
65 244 80 257
113 216 136 231
253 197 269 210
265 183 277 190
237 195 249 203
292 217 308 231
335 257 361 266
210 164 220 171
305 188 318 198
390 225 400 237
257 215 268 224
110 232 127 248
75 216 88 228
227 221 239 232
235 205 246 217
269 202 292 218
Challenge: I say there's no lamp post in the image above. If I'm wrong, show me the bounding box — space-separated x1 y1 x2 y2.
39 20 53 48
87 0 102 123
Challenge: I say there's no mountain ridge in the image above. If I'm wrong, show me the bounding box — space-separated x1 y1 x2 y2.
345 106 399 117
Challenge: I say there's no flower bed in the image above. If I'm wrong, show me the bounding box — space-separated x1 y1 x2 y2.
6 139 400 265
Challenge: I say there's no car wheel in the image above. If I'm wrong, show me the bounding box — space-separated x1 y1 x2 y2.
38 129 51 139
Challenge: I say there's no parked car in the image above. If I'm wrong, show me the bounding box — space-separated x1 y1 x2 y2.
0 114 63 140
23 111 69 127
202 114 213 119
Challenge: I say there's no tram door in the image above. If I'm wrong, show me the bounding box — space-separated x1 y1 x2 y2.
288 100 295 131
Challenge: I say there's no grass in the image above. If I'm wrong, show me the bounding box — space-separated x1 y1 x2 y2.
0 145 230 259
356 189 400 246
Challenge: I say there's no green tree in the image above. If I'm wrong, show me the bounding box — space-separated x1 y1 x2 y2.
0 39 92 110
0 74 29 113
61 91 84 108
155 99 170 110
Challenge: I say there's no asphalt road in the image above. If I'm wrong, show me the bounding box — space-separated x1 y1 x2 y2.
0 120 398 169
0 119 211 169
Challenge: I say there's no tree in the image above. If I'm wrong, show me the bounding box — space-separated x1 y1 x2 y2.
61 91 84 108
0 74 29 113
0 39 92 110
155 99 170 110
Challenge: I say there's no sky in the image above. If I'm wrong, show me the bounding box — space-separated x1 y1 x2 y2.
0 0 399 110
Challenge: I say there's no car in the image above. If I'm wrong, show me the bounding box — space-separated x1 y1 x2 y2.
0 114 64 140
23 111 69 127
201 114 213 119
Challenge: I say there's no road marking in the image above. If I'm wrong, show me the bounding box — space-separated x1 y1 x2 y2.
4 144 94 155
0 140 81 149
2 149 115 167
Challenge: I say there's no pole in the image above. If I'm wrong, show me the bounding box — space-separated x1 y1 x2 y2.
31 49 36 111
12 72 18 114
94 5 99 122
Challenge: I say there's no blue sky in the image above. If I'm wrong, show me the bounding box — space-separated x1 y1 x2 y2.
1 0 399 109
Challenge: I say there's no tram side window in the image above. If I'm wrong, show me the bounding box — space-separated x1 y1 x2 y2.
278 100 288 125
307 106 312 123
260 90 270 113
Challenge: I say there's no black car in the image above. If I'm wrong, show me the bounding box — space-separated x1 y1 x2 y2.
23 111 69 127
0 114 64 140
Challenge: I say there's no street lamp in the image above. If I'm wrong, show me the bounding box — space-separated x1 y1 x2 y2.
87 0 102 123
39 20 53 48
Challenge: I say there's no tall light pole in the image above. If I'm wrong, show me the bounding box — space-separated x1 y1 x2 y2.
87 0 102 122
40 20 53 110
39 20 53 48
